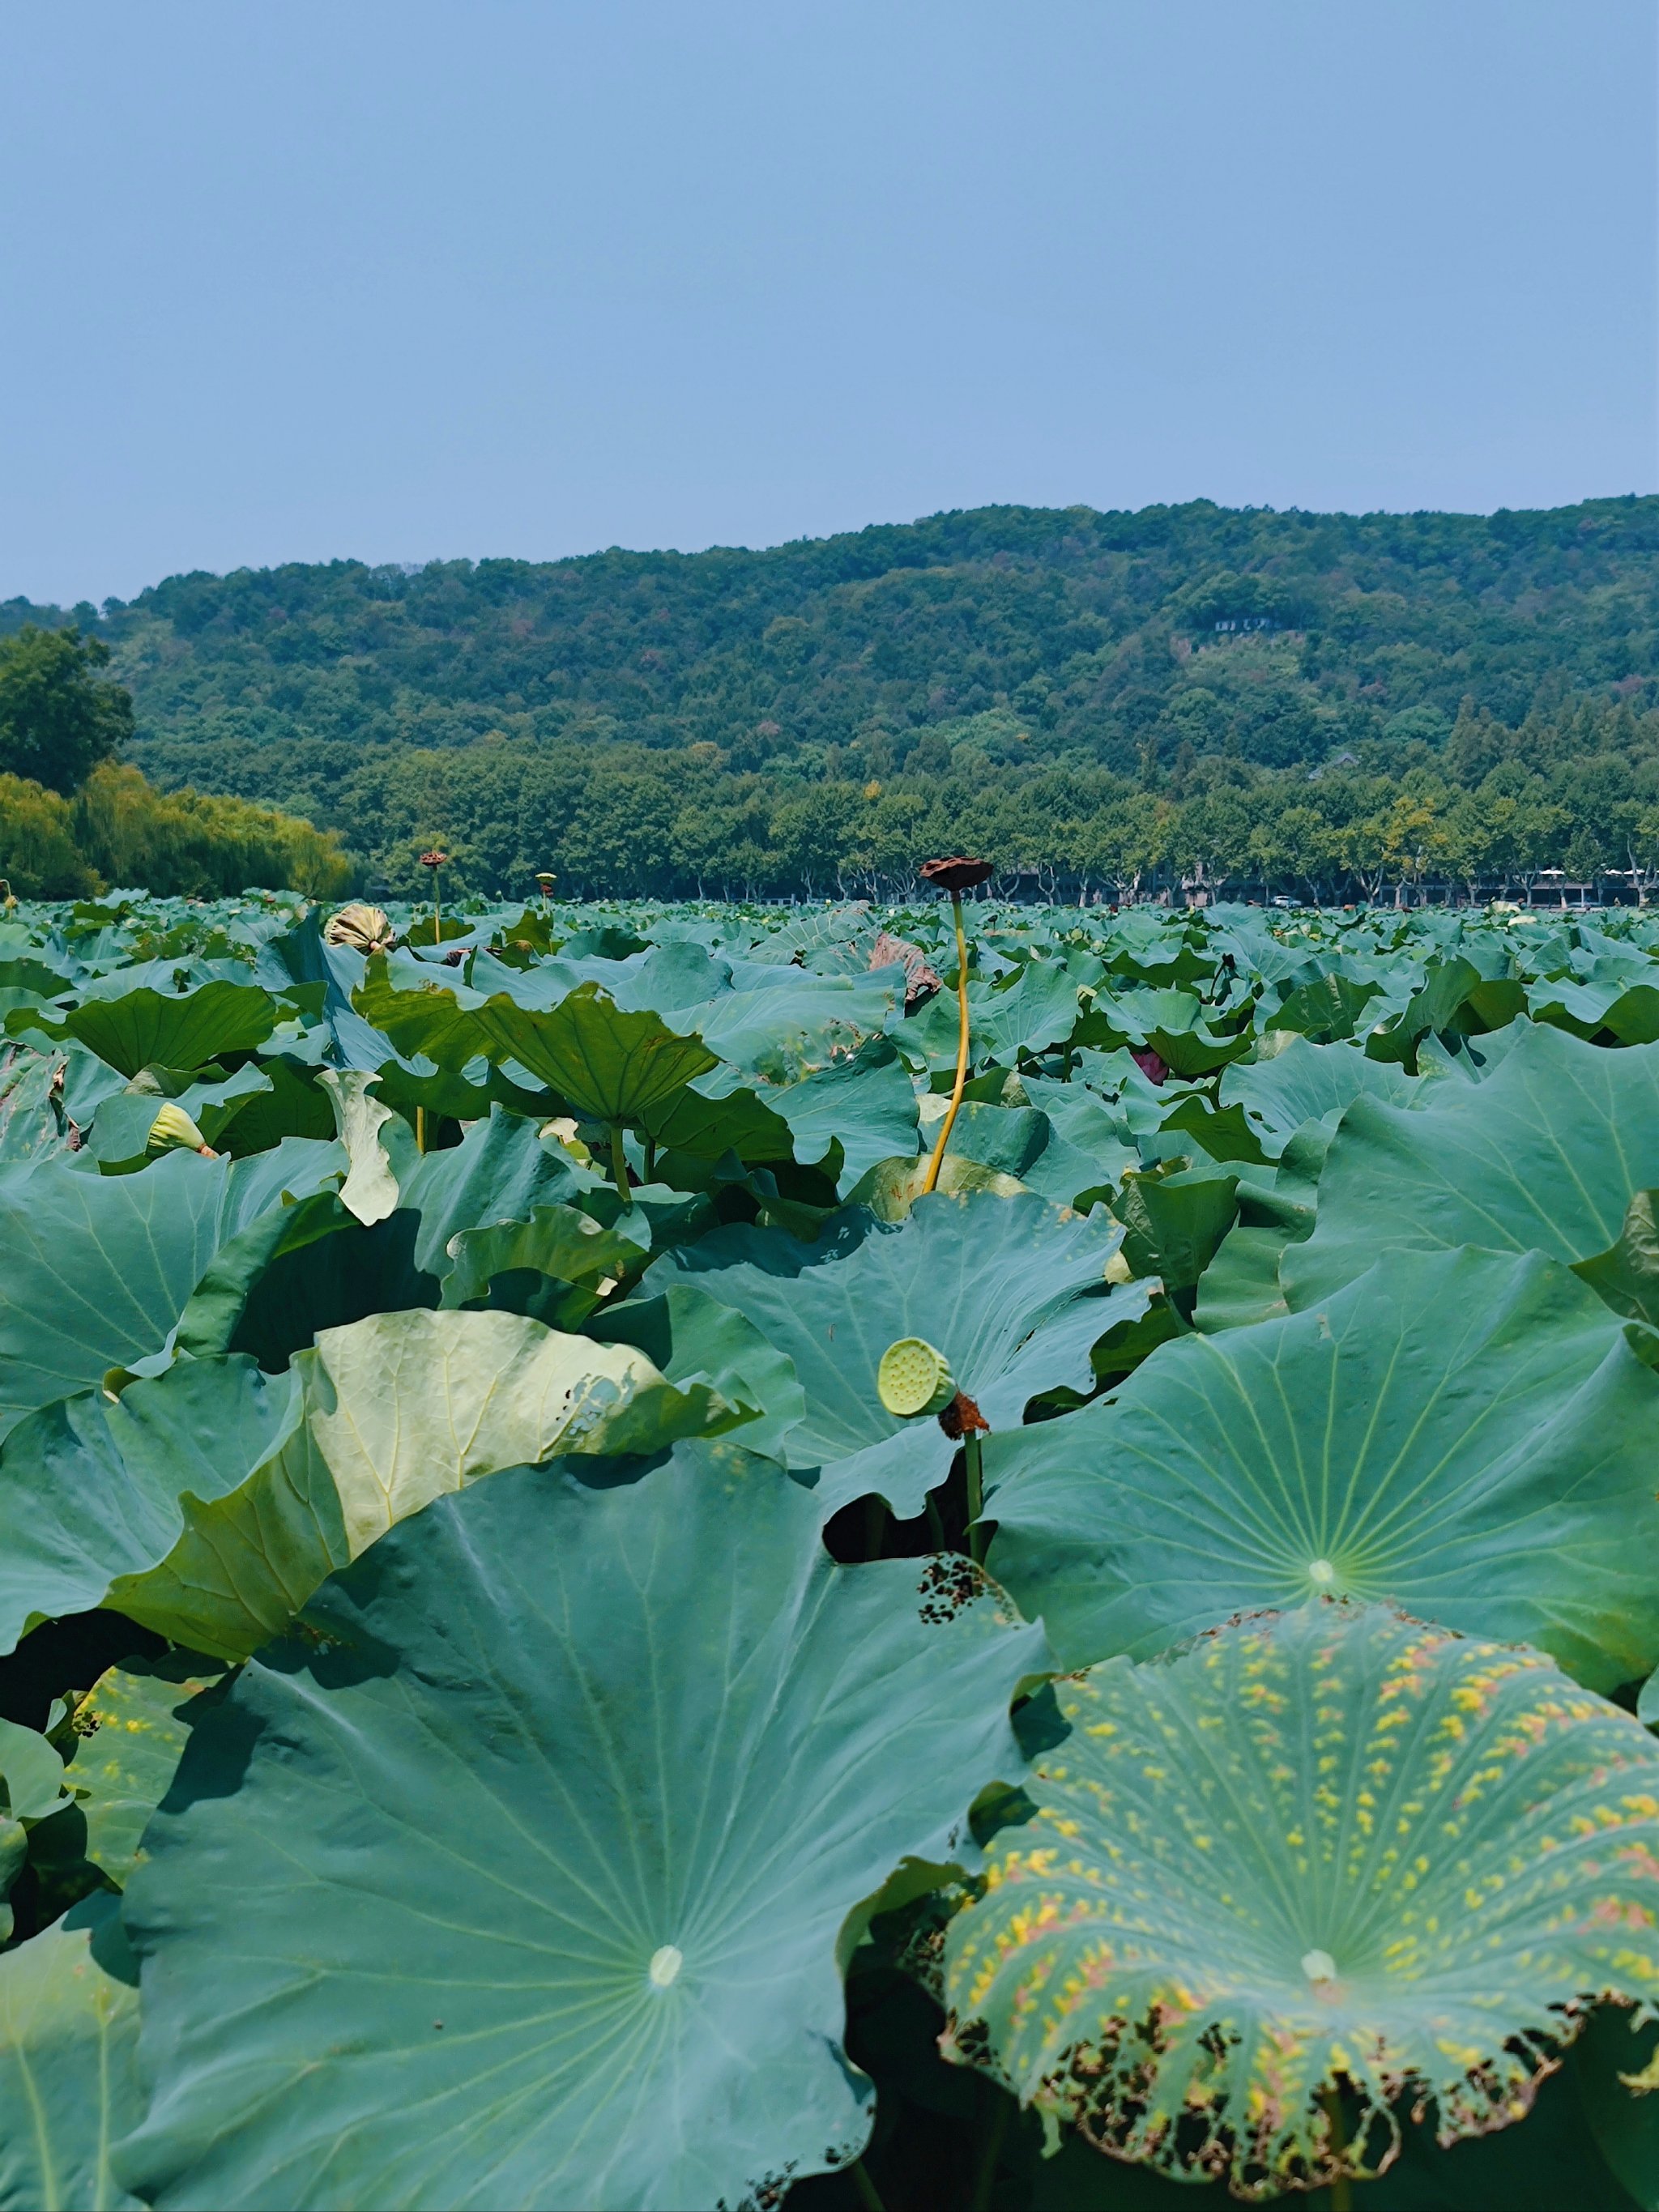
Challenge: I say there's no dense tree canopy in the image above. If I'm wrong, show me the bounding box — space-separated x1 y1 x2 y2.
0 624 132 794
6 495 1659 895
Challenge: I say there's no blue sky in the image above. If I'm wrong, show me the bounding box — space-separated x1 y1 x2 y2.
2 0 1653 604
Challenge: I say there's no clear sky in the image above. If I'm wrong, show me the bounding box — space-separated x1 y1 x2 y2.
2 0 1654 607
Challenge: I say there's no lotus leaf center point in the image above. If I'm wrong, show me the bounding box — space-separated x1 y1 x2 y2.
1300 1949 1337 1984
649 1945 684 1988
1308 1559 1337 1586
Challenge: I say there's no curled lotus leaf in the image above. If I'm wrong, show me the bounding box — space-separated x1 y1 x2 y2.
943 1605 1659 2200
0 1141 343 1441
0 1309 740 1660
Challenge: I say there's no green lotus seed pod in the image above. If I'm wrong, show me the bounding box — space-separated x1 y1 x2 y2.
877 1337 955 1419
147 1102 211 1157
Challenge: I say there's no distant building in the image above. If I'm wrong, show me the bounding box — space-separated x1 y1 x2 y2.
1213 616 1277 633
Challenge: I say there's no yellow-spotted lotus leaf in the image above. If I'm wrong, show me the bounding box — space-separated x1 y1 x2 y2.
942 1605 1659 2200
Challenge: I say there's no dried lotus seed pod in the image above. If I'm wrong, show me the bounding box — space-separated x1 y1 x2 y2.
323 902 395 954
877 1337 955 1419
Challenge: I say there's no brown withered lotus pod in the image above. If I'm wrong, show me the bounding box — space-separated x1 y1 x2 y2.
868 930 941 1013
919 856 993 893
323 903 397 956
419 850 448 871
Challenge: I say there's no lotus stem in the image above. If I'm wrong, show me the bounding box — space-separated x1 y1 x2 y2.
850 2160 886 2212
921 889 971 1194
1320 2086 1353 2212
415 1106 428 1155
610 1122 633 1209
864 1494 888 1560
965 1430 985 1563
970 2091 1011 2212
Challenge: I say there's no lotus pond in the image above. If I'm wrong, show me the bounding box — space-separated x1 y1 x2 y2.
6 888 1659 2207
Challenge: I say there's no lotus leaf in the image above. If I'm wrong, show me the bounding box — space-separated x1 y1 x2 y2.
72 1657 226 1886
19 980 278 1078
0 1142 343 1439
0 1894 141 2212
983 1246 1659 1686
1284 1021 1659 1309
0 1311 739 1659
115 1455 1046 2210
655 1189 1143 1516
943 1605 1659 2198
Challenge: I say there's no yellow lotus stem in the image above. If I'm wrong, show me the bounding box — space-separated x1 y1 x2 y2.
922 891 971 1194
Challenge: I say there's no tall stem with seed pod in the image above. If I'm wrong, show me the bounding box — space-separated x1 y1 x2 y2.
919 858 992 1194
420 848 447 943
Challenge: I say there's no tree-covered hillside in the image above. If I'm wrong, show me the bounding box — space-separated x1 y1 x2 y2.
7 496 1659 897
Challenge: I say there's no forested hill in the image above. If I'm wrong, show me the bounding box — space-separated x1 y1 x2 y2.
6 495 1659 898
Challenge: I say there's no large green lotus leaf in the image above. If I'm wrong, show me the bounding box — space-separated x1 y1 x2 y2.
0 1311 734 1660
0 1141 343 1439
405 978 719 1125
398 1104 603 1278
1110 1163 1239 1308
114 1454 1047 2211
983 1245 1659 1686
0 1355 332 1660
922 1101 1104 1211
639 1065 795 1161
689 969 900 1078
943 1605 1659 2200
588 1282 807 1461
655 1190 1142 1517
173 1193 437 1366
769 1038 920 1195
906 962 1081 1072
73 1656 227 1886
350 955 490 1067
1017 1074 1141 1192
1283 1022 1659 1309
439 1202 649 1327
0 1892 142 2212
19 981 278 1079
1219 1036 1418 1157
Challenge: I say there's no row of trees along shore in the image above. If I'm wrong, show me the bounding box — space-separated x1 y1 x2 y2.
321 697 1659 905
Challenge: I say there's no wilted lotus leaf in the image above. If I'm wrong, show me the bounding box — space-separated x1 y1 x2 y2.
114 1455 1046 2211
1284 1021 1659 1309
943 1605 1659 2200
655 1188 1144 1517
0 1309 744 1660
984 1245 1659 1688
